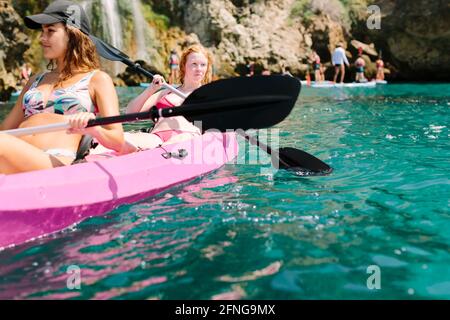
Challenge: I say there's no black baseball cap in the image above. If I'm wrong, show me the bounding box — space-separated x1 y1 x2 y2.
25 0 91 34
23 1 116 59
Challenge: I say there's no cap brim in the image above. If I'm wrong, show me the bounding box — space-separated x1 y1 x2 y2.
25 14 62 29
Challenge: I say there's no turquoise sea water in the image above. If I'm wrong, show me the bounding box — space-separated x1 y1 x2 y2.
0 83 449 299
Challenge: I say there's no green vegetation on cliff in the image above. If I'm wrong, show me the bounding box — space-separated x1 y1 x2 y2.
290 0 369 29
12 0 51 18
290 0 314 24
142 3 170 31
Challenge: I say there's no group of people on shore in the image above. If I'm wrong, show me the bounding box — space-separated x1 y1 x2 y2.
312 43 385 83
245 43 385 83
0 0 212 175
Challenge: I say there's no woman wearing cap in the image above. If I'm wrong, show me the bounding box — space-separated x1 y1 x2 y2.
0 0 124 174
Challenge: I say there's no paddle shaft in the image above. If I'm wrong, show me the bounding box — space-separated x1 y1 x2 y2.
1 110 154 137
2 94 289 137
92 36 187 99
124 61 188 99
241 132 273 154
240 133 293 169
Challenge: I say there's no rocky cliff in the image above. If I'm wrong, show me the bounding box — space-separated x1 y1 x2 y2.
1 0 449 101
147 0 450 80
163 0 349 76
0 0 30 100
369 0 450 81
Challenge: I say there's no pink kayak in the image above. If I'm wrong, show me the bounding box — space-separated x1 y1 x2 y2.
0 132 238 250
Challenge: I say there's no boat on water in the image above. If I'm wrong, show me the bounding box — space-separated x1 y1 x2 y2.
301 80 377 88
0 75 301 250
314 81 376 88
300 80 334 86
0 131 238 250
139 83 181 88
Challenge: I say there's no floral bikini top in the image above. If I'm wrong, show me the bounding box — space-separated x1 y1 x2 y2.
22 71 98 118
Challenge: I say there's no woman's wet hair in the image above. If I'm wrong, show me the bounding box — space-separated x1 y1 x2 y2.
47 24 100 85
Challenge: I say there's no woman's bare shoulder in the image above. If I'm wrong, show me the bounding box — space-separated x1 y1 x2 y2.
91 70 113 84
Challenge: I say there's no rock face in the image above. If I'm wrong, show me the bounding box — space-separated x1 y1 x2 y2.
163 0 449 80
180 0 348 76
372 0 450 80
0 0 29 100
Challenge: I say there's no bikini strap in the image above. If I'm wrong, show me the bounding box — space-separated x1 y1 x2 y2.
29 73 46 90
85 70 97 82
70 70 97 90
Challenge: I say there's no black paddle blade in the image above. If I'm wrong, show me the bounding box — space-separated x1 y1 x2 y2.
179 76 301 131
272 147 333 176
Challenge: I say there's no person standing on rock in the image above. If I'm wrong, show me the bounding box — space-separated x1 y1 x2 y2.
320 64 326 82
168 49 180 84
311 51 322 82
376 54 385 81
354 52 366 82
332 43 349 83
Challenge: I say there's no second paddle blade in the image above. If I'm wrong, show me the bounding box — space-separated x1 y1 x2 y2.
180 75 301 131
272 147 333 176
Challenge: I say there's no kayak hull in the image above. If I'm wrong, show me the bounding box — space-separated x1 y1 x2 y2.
0 132 238 249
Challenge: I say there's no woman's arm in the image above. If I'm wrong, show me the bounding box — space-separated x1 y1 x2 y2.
0 102 25 131
0 75 38 131
125 75 167 113
84 71 124 152
126 88 165 114
344 54 350 66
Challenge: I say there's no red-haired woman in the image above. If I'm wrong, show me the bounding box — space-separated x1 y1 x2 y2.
123 44 214 151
